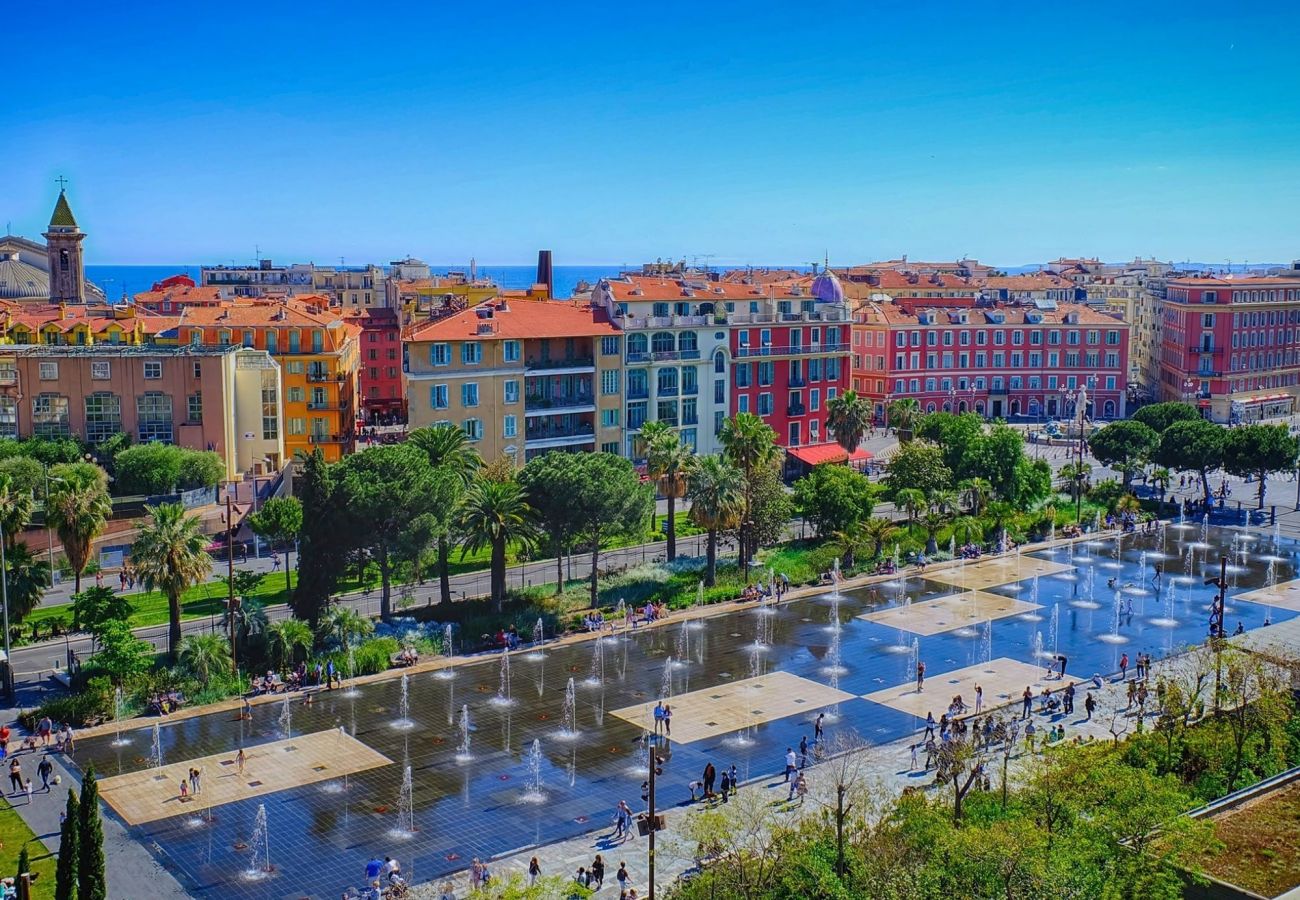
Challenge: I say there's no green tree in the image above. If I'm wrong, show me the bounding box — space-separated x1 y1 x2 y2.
247 496 303 593
1061 460 1092 507
885 441 951 498
1011 457 1053 508
1132 401 1201 434
176 449 225 490
408 423 482 605
826 389 872 454
265 619 313 670
793 464 876 537
1153 418 1225 505
457 478 539 613
886 398 921 442
113 442 182 495
1088 419 1160 488
3 543 51 624
71 586 131 637
45 464 112 594
177 633 233 681
518 452 587 592
316 606 373 650
335 444 454 619
641 421 692 561
567 454 653 606
686 454 744 586
894 487 927 524
0 456 45 497
0 473 34 548
719 413 780 577
77 765 107 900
746 455 793 550
88 619 154 683
968 424 1026 500
958 476 993 516
917 411 983 479
292 449 346 628
55 787 78 900
130 502 211 660
863 516 899 560
831 522 870 569
951 514 982 546
1223 423 1299 508
919 509 948 556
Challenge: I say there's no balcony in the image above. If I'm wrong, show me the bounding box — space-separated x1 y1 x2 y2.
1187 345 1224 356
989 385 1008 395
525 356 594 373
725 308 849 326
308 433 347 444
618 314 711 329
682 382 698 396
525 423 596 449
307 371 345 383
682 411 699 426
306 401 340 411
625 349 702 364
525 394 596 417
657 385 679 397
787 404 807 417
626 385 649 400
735 342 848 359
788 375 807 388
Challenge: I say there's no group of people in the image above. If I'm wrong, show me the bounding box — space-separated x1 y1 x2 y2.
148 690 185 716
357 854 407 898
687 761 741 804
489 626 521 651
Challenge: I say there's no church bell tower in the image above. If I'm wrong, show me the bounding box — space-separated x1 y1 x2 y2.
44 188 86 304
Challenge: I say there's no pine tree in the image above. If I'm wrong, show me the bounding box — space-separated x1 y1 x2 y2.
15 844 29 883
77 766 106 900
55 788 79 900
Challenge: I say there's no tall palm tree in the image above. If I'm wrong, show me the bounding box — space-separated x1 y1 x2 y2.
223 597 268 665
45 467 112 595
1061 461 1092 506
986 501 1015 542
0 474 34 550
863 516 899 560
1150 467 1172 497
177 633 232 682
457 478 539 613
408 424 482 605
642 421 692 561
920 509 948 556
832 522 870 569
2 543 51 624
826 389 872 454
951 514 982 547
719 413 778 578
958 477 993 516
894 488 927 525
131 502 212 660
929 489 961 517
265 619 313 671
887 398 922 443
686 455 744 586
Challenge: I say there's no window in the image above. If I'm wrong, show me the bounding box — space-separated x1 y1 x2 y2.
601 336 619 356
463 418 483 441
601 370 620 395
713 350 726 374
462 383 480 407
288 331 300 353
261 375 278 440
461 343 482 365
737 395 749 413
504 340 521 362
627 401 648 429
601 408 619 428
431 343 450 366
714 379 725 404
504 379 519 403
39 362 58 380
758 362 773 386
504 414 518 438
84 393 122 443
682 398 698 426
735 364 751 388
0 397 15 439
136 392 174 443
32 394 70 437
810 388 821 412
187 392 203 423
431 385 449 409
656 399 678 425
144 361 162 379
602 442 620 454
758 392 773 415
288 417 306 436
657 368 678 395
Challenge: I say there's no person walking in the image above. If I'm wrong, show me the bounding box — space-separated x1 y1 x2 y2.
814 712 825 743
923 711 936 740
784 747 797 782
7 759 22 794
1084 691 1096 720
37 756 53 792
702 763 716 798
798 735 809 768
528 857 540 887
974 684 983 715
653 701 665 735
235 748 246 776
729 764 738 794
1119 652 1129 681
662 704 672 737
591 855 605 890
719 769 731 802
617 861 630 895
916 661 926 692
792 771 808 805
1063 682 1075 716
1022 686 1033 719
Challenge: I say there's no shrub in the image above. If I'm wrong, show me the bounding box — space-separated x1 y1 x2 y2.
114 443 182 495
177 449 225 491
22 686 113 728
1087 478 1126 511
351 636 400 675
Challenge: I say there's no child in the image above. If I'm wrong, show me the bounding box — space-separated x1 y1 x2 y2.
179 778 189 801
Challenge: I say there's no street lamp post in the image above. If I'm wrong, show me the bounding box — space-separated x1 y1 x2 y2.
0 520 10 700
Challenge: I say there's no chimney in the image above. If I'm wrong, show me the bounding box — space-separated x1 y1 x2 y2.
536 250 554 299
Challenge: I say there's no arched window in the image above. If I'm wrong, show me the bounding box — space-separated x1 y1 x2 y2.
976 401 986 415
1010 399 1021 416
651 332 675 354
627 333 647 356
926 402 937 413
698 302 715 316
958 401 968 412
713 350 726 374
1103 400 1116 418
656 367 678 395
679 332 698 355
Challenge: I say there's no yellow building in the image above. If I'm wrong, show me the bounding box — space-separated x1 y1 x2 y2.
404 298 622 466
0 302 151 346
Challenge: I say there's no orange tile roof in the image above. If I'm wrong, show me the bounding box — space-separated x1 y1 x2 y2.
862 300 1125 328
603 275 808 302
4 304 141 333
980 274 1076 291
132 285 224 306
1167 275 1300 288
404 298 618 342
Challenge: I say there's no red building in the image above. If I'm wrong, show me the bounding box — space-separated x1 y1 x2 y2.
853 300 1129 422
1159 272 1300 423
347 307 405 423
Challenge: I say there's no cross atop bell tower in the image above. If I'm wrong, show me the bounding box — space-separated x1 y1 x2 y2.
44 179 86 304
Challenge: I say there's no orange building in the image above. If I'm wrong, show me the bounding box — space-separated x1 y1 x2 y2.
167 297 360 460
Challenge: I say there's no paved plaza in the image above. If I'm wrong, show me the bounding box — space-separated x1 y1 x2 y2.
858 589 1042 635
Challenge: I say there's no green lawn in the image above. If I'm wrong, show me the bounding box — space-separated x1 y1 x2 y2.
0 801 56 899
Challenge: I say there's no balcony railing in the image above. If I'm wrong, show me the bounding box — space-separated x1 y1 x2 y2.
788 375 807 388
306 401 340 410
657 385 679 397
627 386 649 400
618 314 711 329
625 349 702 364
725 308 848 326
525 423 596 442
682 411 699 426
308 433 348 444
735 342 848 358
1187 345 1223 355
787 404 807 417
307 371 345 382
682 383 698 396
525 356 594 371
525 394 595 412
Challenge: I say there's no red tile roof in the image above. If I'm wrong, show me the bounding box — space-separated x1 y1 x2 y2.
787 443 872 466
404 298 618 342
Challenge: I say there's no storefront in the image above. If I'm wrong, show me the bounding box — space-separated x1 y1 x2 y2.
1229 393 1296 424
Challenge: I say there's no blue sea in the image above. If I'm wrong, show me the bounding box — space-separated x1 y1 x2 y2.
86 264 629 301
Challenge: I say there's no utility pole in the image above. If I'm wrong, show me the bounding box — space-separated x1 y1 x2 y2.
643 749 665 898
1206 554 1228 712
226 488 239 676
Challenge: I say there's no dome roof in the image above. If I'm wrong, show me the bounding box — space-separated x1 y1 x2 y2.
810 268 844 304
0 252 48 300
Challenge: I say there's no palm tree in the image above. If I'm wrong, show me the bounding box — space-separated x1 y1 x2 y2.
719 414 779 578
1150 467 1172 497
958 477 993 516
642 421 693 561
131 502 212 660
408 424 482 605
929 489 961 517
1116 493 1141 517
887 398 922 443
317 606 373 650
686 455 744 586
0 475 34 550
863 516 899 560
986 501 1015 541
1060 461 1092 506
920 510 948 556
827 389 871 454
2 543 51 624
832 522 870 570
457 478 539 613
223 597 268 665
177 633 232 682
265 619 313 671
895 488 927 525
45 468 112 595
951 514 982 547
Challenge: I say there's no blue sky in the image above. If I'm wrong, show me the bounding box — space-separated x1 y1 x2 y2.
4 1 1298 266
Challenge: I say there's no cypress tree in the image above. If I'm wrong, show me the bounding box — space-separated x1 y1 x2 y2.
15 844 29 883
55 788 79 900
77 766 106 900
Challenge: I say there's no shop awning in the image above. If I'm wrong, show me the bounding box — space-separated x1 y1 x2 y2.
1237 393 1292 405
787 443 873 467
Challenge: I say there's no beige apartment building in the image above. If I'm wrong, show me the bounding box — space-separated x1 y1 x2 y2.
404 298 623 466
0 345 284 477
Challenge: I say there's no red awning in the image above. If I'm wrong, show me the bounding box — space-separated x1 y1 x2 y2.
1239 393 1292 404
787 443 873 467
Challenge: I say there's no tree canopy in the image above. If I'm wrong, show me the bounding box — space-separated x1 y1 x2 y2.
885 441 951 498
826 389 872 454
562 453 653 606
1223 423 1299 508
1088 419 1159 487
794 464 877 538
1153 418 1225 504
1131 401 1201 434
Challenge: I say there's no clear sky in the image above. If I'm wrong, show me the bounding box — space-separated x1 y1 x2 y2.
4 1 1298 267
